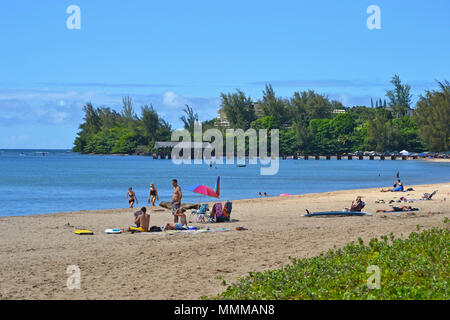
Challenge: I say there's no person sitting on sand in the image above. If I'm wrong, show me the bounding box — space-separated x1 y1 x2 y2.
346 196 365 212
164 207 188 230
376 206 418 213
381 180 404 192
128 207 150 232
127 187 138 208
134 207 147 228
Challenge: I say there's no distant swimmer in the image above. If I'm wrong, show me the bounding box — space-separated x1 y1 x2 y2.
396 171 400 178
127 187 138 208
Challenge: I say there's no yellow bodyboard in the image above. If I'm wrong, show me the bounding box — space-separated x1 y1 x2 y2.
74 229 94 235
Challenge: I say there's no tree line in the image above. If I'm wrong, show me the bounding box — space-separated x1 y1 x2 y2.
73 76 449 155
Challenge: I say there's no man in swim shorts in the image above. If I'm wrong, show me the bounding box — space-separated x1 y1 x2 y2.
134 207 147 228
129 207 150 232
171 179 182 222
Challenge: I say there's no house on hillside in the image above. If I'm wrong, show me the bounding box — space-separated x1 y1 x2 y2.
214 108 230 128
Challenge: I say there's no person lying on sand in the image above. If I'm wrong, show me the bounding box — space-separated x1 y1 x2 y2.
345 196 365 212
164 207 188 230
376 206 418 213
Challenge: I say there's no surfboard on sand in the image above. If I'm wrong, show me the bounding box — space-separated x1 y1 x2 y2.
303 210 372 217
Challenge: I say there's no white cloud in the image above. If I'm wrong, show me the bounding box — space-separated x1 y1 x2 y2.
162 91 187 108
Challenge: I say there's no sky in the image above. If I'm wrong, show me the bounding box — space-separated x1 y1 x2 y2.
0 0 449 149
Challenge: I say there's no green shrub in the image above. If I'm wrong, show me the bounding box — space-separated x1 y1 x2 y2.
216 227 449 300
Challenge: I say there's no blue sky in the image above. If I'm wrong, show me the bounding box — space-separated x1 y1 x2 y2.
0 0 449 149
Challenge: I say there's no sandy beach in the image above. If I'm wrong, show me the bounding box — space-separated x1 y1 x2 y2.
0 182 449 300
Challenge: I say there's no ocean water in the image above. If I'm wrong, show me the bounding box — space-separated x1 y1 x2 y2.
0 149 449 217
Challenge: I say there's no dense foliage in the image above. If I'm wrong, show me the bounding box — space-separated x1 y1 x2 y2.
73 97 172 154
216 225 449 300
73 76 449 154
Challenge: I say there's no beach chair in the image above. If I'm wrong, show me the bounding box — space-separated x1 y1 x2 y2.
190 204 209 223
422 190 438 200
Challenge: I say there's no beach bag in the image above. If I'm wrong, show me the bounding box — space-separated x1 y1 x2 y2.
213 203 224 222
149 226 162 232
222 201 232 222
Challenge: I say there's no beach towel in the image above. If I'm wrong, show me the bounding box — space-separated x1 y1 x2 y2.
222 201 232 222
212 202 224 222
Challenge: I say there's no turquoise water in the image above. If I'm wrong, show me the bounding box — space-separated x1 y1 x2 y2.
0 149 449 217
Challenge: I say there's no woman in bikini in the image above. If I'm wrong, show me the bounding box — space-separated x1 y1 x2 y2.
148 183 159 206
164 207 188 230
127 187 138 208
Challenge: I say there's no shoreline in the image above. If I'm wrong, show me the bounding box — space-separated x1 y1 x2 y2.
1 182 449 299
4 181 450 218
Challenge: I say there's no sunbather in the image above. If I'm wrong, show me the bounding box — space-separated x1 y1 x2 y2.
164 207 188 230
376 206 418 213
345 196 365 212
381 179 404 192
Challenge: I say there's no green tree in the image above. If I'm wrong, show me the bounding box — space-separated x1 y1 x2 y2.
220 90 256 130
386 75 412 117
141 105 160 143
414 80 450 151
180 105 199 134
259 84 290 127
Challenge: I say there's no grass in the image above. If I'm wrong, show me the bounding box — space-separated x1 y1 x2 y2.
216 223 449 300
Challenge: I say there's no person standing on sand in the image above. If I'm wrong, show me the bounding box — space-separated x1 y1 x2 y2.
127 187 138 208
172 179 182 222
148 183 159 206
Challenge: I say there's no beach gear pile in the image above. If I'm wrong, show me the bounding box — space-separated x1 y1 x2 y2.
189 201 232 223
